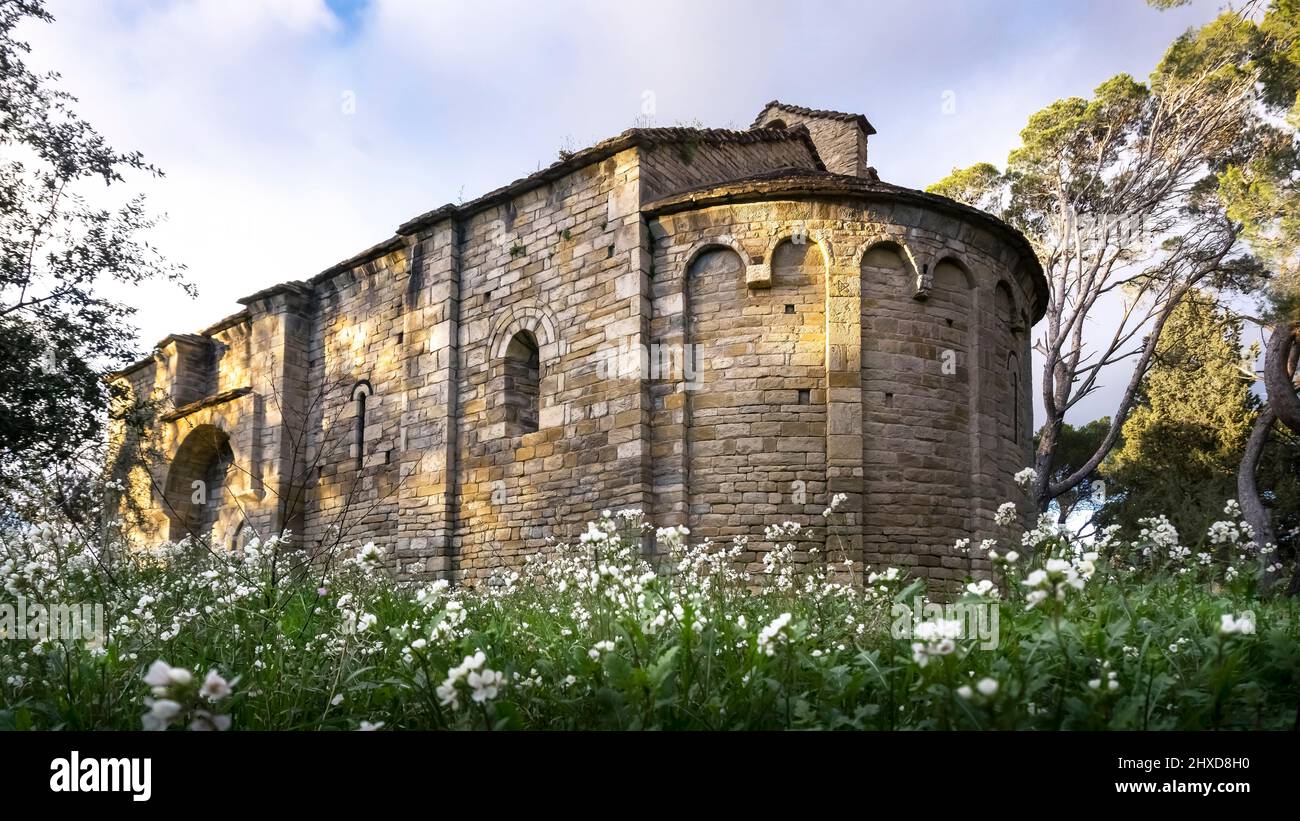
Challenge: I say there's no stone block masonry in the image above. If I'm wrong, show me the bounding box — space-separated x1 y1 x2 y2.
110 100 1045 588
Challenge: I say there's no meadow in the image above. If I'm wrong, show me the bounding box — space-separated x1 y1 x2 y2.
2 495 1297 731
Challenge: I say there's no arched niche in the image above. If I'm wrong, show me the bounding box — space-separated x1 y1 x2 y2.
688 245 745 279
163 424 241 544
771 238 825 289
687 246 745 341
927 257 974 378
858 240 918 291
502 329 540 436
1006 350 1022 444
993 280 1017 331
933 257 975 291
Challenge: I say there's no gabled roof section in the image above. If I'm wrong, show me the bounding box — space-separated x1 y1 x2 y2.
206 126 811 322
752 100 877 136
107 333 211 379
210 124 820 326
131 117 850 366
309 236 406 286
396 125 820 235
200 309 251 337
236 280 311 307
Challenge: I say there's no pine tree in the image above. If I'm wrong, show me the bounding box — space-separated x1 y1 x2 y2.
1098 291 1300 543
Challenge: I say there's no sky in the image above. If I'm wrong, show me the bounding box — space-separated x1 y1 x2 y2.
19 0 1232 426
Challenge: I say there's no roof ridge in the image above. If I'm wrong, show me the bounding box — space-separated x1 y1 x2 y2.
396 123 818 235
118 118 836 367
751 100 877 135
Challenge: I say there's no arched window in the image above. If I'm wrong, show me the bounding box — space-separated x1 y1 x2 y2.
503 331 540 436
351 381 372 468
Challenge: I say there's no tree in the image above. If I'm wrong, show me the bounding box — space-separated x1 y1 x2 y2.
1096 291 1300 546
1034 418 1110 526
1205 0 1300 593
0 0 188 495
929 10 1269 517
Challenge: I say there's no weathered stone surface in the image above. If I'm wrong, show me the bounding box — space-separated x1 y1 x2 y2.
112 102 1041 587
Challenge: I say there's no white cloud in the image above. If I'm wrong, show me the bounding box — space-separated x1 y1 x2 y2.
21 0 1224 428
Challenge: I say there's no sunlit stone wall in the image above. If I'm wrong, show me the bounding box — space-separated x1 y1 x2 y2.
647 193 1037 585
112 105 1041 587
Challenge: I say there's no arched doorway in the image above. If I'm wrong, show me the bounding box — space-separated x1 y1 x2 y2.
163 424 239 544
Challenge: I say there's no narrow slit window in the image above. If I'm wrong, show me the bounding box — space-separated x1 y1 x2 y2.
1009 365 1021 444
351 381 372 468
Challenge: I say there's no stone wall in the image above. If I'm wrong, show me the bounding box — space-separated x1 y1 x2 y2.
113 108 1042 588
645 194 1037 585
751 102 872 178
638 134 822 202
302 246 410 555
445 148 650 577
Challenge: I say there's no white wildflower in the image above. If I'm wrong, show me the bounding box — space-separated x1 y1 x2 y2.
1219 611 1256 636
